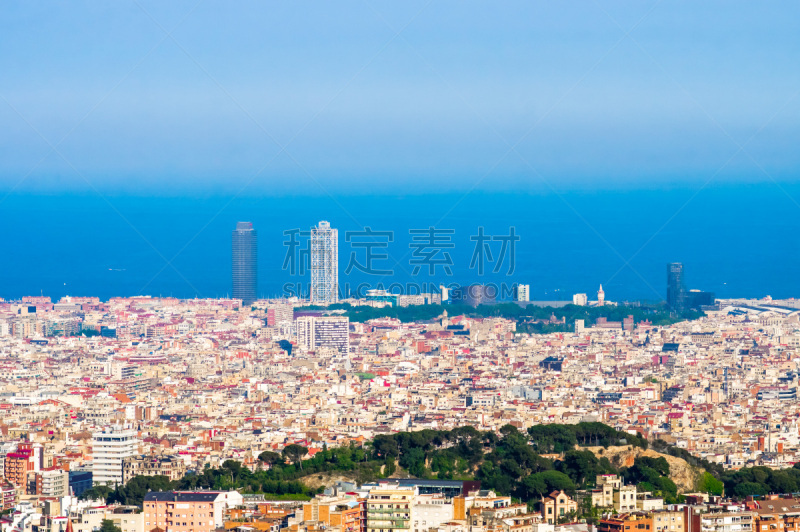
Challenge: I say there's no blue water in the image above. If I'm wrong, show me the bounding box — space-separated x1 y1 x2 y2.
1 183 799 302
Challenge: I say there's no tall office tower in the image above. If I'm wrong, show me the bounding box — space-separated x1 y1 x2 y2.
92 426 137 487
667 262 685 311
232 222 257 305
515 284 530 302
295 316 349 354
310 220 338 303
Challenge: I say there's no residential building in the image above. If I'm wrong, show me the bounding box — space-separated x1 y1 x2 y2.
0 479 17 511
573 293 588 306
650 509 685 532
4 443 42 488
597 513 653 532
366 484 415 532
413 494 453 532
699 512 754 532
92 426 138 486
303 495 364 532
142 490 243 532
296 316 350 354
591 474 621 508
30 469 69 497
122 455 187 484
615 485 637 513
516 285 530 302
540 491 577 524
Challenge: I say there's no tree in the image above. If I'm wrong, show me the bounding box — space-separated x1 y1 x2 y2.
525 470 576 499
372 435 400 459
110 475 176 506
557 450 606 486
521 474 547 501
282 444 309 470
99 520 122 532
697 472 724 496
399 447 427 478
80 485 112 502
278 339 293 355
258 451 283 466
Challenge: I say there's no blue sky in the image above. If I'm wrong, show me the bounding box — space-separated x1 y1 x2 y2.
1 1 799 195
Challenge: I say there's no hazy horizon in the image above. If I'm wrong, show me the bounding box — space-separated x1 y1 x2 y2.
2 1 799 196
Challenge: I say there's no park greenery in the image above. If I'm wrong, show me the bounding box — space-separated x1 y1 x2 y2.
82 422 661 512
82 422 800 515
297 302 702 333
719 465 800 498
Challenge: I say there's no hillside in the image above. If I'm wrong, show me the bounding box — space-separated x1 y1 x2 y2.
81 423 719 511
583 445 703 492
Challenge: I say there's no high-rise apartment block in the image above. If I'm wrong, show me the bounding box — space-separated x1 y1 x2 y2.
573 293 588 306
296 316 349 354
267 303 294 327
92 426 137 486
232 222 257 305
311 221 338 304
515 284 530 302
667 262 685 311
30 469 68 497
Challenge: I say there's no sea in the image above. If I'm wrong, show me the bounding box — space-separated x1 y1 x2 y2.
1 183 799 303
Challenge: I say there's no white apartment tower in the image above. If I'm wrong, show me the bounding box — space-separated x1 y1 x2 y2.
296 316 350 354
516 284 530 302
311 221 338 304
92 426 138 486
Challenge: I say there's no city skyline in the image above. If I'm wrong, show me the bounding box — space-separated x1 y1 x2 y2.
3 2 800 529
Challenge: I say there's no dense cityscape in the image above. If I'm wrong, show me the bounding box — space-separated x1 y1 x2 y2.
1 220 799 532
3 2 798 532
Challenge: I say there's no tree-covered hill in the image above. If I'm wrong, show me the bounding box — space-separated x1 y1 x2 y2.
81 422 681 510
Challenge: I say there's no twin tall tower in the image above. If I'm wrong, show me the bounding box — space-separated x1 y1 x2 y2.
231 220 338 306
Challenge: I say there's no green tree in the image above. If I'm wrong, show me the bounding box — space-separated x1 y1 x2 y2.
109 475 176 506
99 520 122 532
258 451 284 466
528 470 576 497
282 444 309 471
557 450 605 486
697 472 723 496
79 485 112 501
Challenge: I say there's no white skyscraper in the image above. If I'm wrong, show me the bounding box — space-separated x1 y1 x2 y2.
310 220 338 304
92 426 137 486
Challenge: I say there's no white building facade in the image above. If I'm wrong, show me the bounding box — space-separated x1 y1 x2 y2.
92 426 138 486
310 220 338 304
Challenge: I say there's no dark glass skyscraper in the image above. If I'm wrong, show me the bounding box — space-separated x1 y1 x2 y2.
232 222 257 305
666 262 685 311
